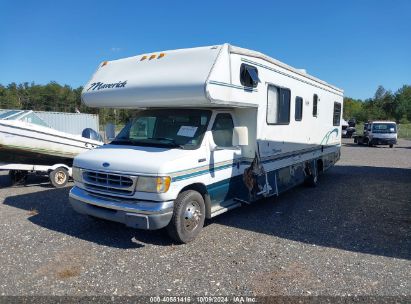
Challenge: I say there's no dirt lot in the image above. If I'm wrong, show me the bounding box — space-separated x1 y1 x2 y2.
0 139 410 297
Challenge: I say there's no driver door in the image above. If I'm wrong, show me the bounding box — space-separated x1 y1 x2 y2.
207 113 243 205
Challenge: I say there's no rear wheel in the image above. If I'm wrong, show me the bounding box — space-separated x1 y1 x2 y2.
304 164 318 187
166 190 205 244
389 144 393 148
49 167 69 188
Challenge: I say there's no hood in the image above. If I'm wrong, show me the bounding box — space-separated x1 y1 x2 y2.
73 144 204 175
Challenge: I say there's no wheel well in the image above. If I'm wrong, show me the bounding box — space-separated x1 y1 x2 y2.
47 164 70 173
180 183 212 219
317 159 324 173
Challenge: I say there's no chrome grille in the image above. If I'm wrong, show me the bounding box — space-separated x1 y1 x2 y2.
82 170 137 195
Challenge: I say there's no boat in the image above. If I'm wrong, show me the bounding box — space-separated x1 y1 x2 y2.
0 110 103 166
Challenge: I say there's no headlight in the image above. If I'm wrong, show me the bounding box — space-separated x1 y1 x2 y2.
136 176 171 193
72 166 82 182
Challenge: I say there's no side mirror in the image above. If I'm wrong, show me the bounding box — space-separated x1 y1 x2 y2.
232 126 248 146
209 140 219 152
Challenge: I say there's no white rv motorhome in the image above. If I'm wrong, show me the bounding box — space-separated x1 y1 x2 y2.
69 44 344 243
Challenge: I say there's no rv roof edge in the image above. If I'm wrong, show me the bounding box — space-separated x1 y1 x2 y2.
229 45 343 94
81 44 343 109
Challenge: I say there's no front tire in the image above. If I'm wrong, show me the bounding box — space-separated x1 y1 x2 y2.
166 190 205 244
49 167 69 188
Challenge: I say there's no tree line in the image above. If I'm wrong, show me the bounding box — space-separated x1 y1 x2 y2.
0 82 134 126
343 85 411 123
1 81 410 125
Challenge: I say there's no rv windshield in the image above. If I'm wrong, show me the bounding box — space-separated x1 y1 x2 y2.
111 109 212 149
372 123 397 133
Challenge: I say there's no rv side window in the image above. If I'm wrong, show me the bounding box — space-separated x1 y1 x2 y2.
212 113 234 147
313 94 318 117
240 64 259 88
333 102 341 126
267 85 291 125
295 96 303 121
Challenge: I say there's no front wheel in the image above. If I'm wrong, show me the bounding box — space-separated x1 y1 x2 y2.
49 167 69 188
166 190 206 244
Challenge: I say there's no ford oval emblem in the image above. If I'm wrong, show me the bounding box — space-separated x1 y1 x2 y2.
102 162 110 168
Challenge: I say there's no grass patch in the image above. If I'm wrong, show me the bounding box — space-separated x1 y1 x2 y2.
56 267 80 279
398 123 411 139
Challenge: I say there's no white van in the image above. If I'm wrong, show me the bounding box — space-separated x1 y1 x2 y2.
69 44 343 243
354 121 397 147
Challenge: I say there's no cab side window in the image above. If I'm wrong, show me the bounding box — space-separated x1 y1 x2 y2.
212 113 234 147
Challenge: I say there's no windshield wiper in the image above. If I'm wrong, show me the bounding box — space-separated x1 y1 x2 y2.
111 138 185 149
110 139 134 145
148 137 185 149
148 137 175 141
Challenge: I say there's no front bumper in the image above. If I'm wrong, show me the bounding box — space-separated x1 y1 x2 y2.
69 186 173 230
370 138 397 145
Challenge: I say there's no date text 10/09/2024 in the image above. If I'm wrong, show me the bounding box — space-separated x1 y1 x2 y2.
149 296 257 303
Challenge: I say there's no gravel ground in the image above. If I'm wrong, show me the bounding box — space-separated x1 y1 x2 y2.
0 138 410 297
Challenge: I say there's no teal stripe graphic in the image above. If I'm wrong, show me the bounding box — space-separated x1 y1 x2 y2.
170 130 339 182
172 163 236 182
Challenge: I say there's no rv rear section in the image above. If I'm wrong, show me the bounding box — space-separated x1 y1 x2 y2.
69 44 344 243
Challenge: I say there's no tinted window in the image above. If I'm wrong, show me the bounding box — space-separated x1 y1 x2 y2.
212 113 234 147
267 85 291 124
333 102 341 126
240 64 259 88
295 96 303 121
372 123 396 133
313 94 318 117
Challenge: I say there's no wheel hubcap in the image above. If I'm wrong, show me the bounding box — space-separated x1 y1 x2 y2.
183 201 202 232
55 171 66 184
